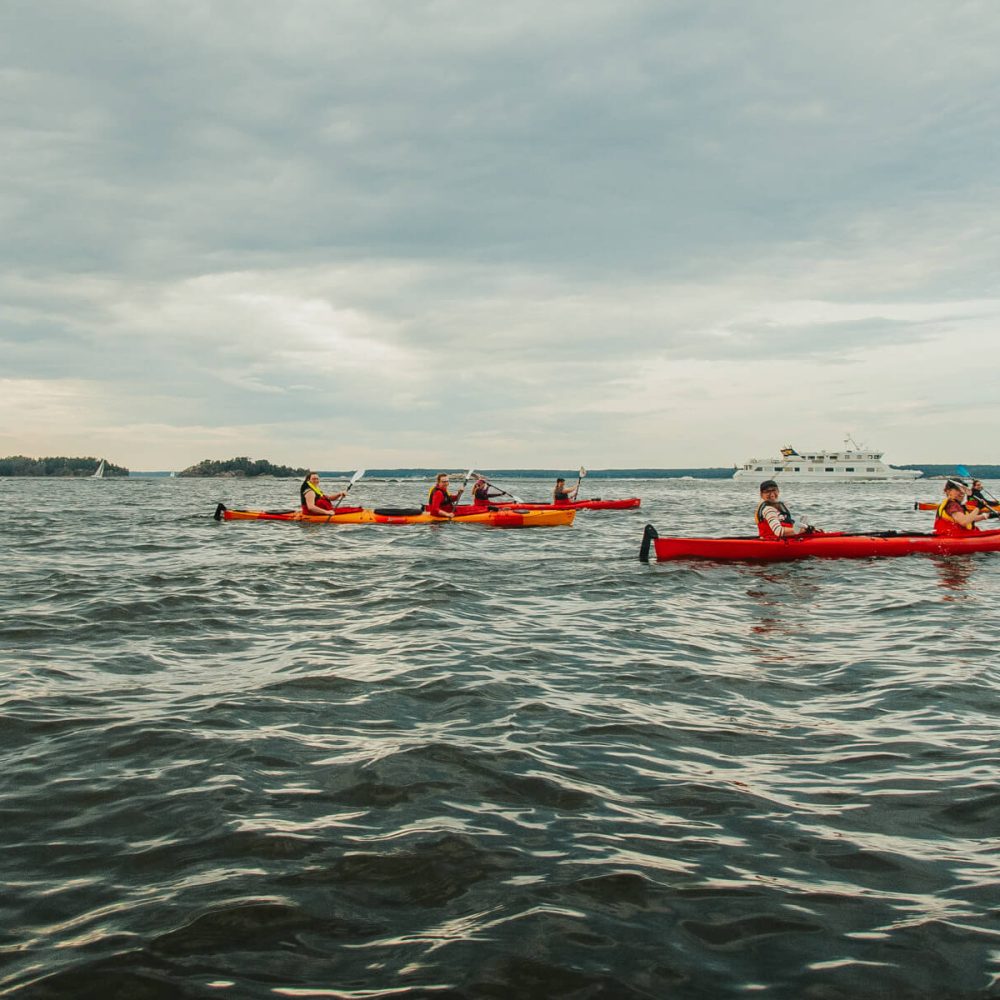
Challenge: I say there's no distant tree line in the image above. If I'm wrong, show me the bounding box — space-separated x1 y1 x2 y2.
179 457 308 478
0 455 128 476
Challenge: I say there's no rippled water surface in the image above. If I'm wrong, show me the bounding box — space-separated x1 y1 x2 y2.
2 476 999 999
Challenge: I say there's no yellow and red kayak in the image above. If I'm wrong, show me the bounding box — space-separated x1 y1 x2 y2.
214 504 575 527
914 500 1000 512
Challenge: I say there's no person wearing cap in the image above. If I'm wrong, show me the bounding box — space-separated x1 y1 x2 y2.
553 477 578 503
471 477 504 507
933 479 994 535
755 480 816 539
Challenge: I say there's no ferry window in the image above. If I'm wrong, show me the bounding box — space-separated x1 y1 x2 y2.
845 467 855 472
825 467 834 472
867 467 876 472
773 467 781 472
754 466 762 472
794 467 800 471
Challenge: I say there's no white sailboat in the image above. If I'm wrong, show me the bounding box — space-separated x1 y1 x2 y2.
91 459 106 479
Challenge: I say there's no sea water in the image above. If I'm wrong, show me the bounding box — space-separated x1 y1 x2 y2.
1 476 998 998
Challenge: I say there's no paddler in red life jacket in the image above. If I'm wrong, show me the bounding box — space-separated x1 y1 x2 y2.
300 472 346 515
933 479 994 535
471 477 503 507
755 480 816 539
553 478 578 504
427 473 458 519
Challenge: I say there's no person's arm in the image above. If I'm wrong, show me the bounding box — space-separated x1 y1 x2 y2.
951 505 991 528
761 505 790 537
427 490 454 518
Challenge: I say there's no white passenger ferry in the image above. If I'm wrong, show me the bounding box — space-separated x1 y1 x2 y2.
733 436 922 482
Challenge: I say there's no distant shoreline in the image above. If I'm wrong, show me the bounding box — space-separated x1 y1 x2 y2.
119 464 1000 480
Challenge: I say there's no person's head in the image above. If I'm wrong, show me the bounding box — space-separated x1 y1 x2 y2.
944 478 967 496
305 471 319 484
759 479 779 498
436 473 450 486
474 478 486 488
556 478 565 487
973 479 983 489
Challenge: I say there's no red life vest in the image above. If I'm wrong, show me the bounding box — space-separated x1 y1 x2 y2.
934 498 975 536
755 500 794 539
301 481 333 513
427 484 456 515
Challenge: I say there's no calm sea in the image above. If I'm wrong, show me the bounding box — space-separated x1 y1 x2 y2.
2 476 998 999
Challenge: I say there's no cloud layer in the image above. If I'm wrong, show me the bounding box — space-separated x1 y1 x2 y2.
3 1 999 467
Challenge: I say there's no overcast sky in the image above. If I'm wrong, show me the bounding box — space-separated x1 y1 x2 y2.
3 1 999 470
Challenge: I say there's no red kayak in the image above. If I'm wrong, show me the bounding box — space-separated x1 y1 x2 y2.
487 497 640 511
639 523 1000 562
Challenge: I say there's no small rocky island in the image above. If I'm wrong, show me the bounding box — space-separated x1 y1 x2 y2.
179 457 308 478
0 456 129 476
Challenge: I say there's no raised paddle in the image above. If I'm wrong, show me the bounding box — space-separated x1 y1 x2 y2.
956 466 1000 509
453 468 475 504
325 468 365 521
573 466 587 500
333 468 365 509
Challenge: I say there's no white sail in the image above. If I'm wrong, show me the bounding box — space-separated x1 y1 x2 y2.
92 460 106 479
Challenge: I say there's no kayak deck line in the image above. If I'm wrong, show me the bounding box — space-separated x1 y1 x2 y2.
639 522 1000 563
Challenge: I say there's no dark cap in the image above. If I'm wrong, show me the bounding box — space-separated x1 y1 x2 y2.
759 479 778 491
945 478 968 491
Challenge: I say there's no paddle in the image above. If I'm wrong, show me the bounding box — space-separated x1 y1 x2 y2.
956 466 1000 511
475 474 523 504
333 468 365 509
453 468 475 504
327 468 365 521
573 466 586 500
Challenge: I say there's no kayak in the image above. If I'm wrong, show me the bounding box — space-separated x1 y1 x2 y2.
214 504 575 527
914 501 1000 512
639 523 1000 562
486 498 640 511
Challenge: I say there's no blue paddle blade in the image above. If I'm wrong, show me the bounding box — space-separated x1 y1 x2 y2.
957 465 971 478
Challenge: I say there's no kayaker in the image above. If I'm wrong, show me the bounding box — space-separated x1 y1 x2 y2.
553 478 578 503
933 479 993 535
300 472 346 515
471 477 504 507
968 479 993 512
427 473 458 519
755 480 816 539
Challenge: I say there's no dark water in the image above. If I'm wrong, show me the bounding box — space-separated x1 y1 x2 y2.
2 476 998 999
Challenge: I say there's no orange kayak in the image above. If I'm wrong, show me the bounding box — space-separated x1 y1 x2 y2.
214 504 575 527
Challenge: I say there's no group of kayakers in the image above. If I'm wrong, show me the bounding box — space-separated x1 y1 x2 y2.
300 471 581 517
755 476 998 539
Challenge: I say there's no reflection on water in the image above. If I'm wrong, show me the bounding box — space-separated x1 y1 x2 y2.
932 554 977 599
1 475 999 999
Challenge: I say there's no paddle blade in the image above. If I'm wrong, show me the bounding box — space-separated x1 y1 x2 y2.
350 468 366 483
579 466 587 478
957 465 971 479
